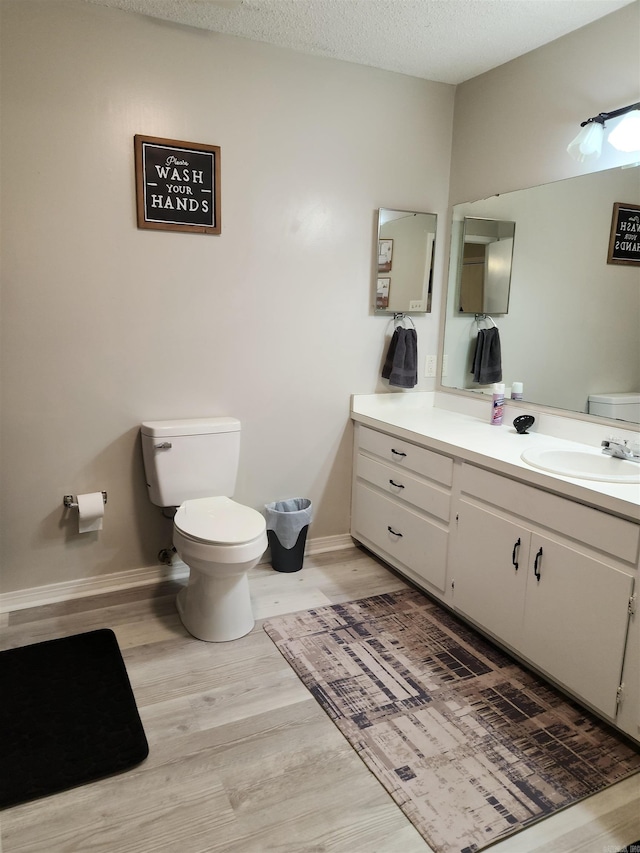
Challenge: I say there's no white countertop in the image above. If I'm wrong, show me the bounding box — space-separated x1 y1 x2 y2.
351 392 640 523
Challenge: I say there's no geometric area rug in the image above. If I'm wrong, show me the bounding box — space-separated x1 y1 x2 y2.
263 589 640 853
0 628 149 809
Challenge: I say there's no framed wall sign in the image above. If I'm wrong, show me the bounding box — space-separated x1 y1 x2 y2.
607 202 640 265
134 134 221 234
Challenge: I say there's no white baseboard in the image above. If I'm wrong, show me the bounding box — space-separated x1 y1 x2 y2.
0 534 354 614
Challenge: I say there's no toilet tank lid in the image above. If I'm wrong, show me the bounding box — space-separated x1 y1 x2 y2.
588 392 640 405
141 417 241 438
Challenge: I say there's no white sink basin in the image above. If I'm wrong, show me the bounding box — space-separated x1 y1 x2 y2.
521 447 640 484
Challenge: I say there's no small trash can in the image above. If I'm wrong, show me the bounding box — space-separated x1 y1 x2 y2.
264 498 313 573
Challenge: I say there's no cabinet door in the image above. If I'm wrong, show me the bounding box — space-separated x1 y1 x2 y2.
522 535 634 719
453 501 529 651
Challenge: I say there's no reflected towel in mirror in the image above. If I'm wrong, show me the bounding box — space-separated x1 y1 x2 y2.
471 325 502 384
383 327 418 388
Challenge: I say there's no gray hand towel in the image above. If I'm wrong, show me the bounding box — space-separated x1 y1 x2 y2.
471 328 486 382
471 325 502 384
383 327 418 388
382 328 400 379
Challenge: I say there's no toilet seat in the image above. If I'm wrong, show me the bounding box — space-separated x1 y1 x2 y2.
174 496 266 545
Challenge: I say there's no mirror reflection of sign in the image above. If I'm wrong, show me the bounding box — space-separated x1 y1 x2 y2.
608 202 640 265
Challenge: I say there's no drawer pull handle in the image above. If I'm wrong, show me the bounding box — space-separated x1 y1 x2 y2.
511 537 521 571
389 479 405 489
387 526 403 538
391 448 407 457
533 547 543 581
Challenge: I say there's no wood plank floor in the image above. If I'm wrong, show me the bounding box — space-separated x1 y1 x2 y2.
1 546 638 853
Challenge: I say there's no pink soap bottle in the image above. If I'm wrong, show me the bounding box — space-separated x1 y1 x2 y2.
490 383 505 425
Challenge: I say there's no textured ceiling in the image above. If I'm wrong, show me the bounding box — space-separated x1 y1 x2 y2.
87 0 634 84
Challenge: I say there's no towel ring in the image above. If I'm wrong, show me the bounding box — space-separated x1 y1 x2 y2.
474 313 496 328
392 312 416 329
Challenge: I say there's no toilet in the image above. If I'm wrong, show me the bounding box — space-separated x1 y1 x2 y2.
140 417 268 642
587 392 640 423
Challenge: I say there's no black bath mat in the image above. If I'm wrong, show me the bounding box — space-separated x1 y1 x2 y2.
0 628 149 808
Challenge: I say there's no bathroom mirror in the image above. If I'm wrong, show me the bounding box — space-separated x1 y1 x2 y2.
374 208 437 314
442 165 640 422
456 217 515 314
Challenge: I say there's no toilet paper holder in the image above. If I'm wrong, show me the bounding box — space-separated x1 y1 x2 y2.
63 491 108 510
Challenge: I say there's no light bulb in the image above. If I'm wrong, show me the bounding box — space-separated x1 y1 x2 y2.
567 121 604 162
608 110 640 153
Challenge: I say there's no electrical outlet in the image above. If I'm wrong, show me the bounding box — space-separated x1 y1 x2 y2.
442 354 448 377
425 355 437 377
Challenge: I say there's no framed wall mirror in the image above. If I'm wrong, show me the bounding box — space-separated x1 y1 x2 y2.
374 208 437 314
456 217 515 314
441 165 640 423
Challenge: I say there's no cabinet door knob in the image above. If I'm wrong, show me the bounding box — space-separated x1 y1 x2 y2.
387 526 403 538
389 479 405 489
511 537 521 571
533 547 543 581
391 448 407 457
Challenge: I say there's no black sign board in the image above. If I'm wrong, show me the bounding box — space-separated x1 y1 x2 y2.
134 135 221 234
607 202 640 265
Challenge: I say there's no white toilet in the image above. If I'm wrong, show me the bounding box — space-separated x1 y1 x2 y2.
140 417 268 642
587 392 640 423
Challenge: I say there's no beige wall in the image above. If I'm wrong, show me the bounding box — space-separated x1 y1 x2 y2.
2 0 638 599
450 1 640 203
0 1 454 595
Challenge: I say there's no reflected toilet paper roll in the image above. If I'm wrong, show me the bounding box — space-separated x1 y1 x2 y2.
77 492 105 533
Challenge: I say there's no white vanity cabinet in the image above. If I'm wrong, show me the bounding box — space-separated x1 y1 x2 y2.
451 464 638 720
350 394 640 743
351 424 453 594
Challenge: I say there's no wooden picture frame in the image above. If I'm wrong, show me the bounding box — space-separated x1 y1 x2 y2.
607 202 640 265
378 239 393 273
134 134 221 234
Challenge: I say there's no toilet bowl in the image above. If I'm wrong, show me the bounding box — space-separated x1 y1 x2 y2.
173 496 268 642
140 416 268 643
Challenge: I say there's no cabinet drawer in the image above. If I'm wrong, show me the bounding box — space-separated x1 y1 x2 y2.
358 426 453 486
352 482 448 591
356 453 451 522
460 464 640 564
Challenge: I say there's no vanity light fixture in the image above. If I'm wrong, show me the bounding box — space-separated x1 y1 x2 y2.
567 101 640 162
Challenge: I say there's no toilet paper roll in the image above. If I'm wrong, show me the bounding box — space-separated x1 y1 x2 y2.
77 492 105 534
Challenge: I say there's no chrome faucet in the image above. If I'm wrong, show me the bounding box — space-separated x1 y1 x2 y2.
601 437 640 462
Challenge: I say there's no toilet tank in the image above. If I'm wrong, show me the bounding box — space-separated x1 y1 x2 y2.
587 393 640 422
141 417 241 507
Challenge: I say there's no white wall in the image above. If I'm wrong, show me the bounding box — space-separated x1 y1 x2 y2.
0 1 454 595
